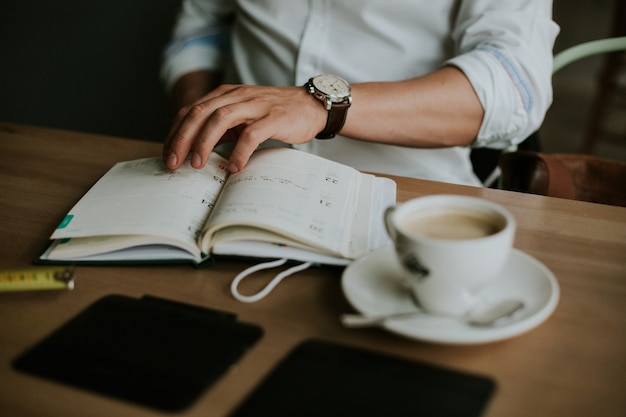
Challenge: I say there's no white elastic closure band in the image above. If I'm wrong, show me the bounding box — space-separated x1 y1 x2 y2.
230 258 313 303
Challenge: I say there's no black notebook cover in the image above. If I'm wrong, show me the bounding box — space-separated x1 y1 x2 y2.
13 294 263 411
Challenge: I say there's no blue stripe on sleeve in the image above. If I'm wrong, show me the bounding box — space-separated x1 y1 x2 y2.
164 29 230 58
477 44 534 113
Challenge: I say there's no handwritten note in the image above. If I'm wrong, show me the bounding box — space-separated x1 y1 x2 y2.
51 155 229 246
202 148 360 255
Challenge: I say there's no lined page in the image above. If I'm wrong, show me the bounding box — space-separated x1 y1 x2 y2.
201 147 361 257
51 154 229 247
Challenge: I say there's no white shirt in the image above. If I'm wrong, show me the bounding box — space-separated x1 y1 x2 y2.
162 0 559 186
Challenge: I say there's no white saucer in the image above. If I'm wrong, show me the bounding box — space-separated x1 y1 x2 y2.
341 246 560 344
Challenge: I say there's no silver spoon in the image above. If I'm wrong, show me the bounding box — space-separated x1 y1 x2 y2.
341 299 525 328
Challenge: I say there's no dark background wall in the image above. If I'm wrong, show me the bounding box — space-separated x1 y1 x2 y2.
0 0 182 142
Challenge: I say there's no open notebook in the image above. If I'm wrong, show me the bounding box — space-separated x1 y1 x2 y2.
38 147 396 299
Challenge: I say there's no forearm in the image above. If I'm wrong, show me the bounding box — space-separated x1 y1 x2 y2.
342 66 484 148
163 67 484 173
171 70 220 111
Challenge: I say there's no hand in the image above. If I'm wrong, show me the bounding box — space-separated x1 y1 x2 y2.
163 84 326 172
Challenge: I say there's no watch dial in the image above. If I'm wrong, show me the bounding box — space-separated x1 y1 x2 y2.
313 75 350 99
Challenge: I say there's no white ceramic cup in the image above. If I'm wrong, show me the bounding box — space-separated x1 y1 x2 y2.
384 195 516 316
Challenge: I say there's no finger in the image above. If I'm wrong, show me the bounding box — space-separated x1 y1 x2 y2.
163 85 239 169
167 96 243 170
164 104 214 170
227 117 278 173
186 108 243 168
191 99 276 169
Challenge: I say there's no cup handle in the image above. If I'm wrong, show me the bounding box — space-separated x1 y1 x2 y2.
384 205 397 241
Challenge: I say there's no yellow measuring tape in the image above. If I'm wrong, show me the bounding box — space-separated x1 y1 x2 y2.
0 267 75 292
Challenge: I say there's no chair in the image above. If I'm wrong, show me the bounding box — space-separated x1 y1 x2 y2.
499 150 626 207
577 1 626 154
496 35 626 206
474 35 626 188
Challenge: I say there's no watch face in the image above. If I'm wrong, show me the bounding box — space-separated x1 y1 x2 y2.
312 75 350 101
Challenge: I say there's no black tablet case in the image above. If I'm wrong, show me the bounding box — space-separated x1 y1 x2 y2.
230 339 496 417
13 294 263 411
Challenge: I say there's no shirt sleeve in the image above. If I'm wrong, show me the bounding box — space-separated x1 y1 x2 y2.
160 0 234 91
446 1 560 149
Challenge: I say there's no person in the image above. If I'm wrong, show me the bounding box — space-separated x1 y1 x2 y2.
160 0 559 186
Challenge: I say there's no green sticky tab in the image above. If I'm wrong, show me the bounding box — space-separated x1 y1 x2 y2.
57 214 74 229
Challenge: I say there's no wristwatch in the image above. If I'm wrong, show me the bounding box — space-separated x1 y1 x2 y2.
305 74 352 139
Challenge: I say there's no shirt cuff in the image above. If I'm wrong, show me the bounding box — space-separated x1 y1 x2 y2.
447 47 534 149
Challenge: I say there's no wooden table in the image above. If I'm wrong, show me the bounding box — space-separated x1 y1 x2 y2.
1 123 625 417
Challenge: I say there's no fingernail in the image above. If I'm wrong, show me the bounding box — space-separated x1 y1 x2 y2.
166 152 177 168
191 152 202 168
228 162 239 173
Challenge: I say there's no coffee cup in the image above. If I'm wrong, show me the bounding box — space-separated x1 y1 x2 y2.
384 195 516 316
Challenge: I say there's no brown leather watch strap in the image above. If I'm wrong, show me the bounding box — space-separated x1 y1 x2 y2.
316 102 350 139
